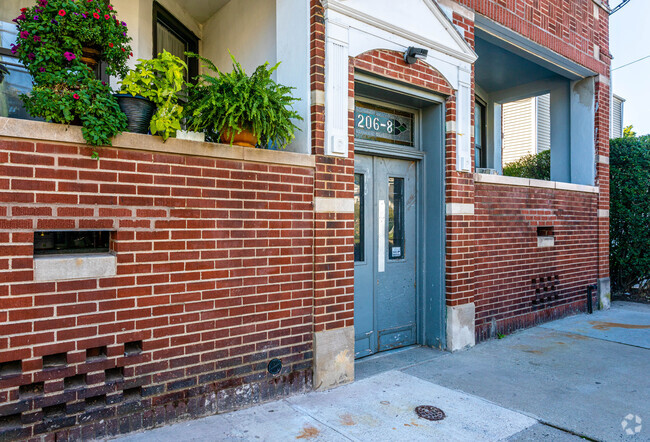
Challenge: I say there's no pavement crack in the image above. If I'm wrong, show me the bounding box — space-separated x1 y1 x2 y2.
536 420 601 442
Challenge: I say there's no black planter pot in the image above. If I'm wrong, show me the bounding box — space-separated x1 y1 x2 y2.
114 94 156 134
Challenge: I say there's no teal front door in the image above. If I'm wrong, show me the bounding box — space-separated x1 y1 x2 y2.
354 154 417 358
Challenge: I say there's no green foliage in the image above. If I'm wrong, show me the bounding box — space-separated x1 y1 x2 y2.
119 50 187 141
24 81 126 147
12 0 132 148
623 125 636 138
610 135 650 292
184 53 302 148
502 149 551 180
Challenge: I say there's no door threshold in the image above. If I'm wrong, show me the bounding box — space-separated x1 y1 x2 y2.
354 345 444 381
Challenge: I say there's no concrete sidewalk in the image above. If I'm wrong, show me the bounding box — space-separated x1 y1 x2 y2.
115 302 650 441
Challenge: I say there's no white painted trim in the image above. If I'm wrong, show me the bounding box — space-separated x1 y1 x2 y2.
34 254 117 282
446 203 474 216
321 0 477 64
324 20 351 157
475 173 599 194
314 197 355 213
436 0 475 21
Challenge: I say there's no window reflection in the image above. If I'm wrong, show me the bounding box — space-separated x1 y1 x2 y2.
0 20 37 120
354 173 364 262
388 177 404 260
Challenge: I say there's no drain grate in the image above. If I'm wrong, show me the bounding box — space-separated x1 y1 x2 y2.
415 405 446 421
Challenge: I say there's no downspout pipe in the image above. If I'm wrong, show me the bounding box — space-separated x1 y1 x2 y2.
587 284 598 313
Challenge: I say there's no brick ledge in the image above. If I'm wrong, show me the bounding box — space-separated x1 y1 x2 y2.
0 117 315 169
474 173 599 194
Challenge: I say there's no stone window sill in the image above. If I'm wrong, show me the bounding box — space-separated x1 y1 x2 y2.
537 236 555 248
34 253 117 282
0 117 315 169
474 173 599 194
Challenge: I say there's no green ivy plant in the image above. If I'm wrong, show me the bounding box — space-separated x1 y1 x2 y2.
119 50 187 141
184 53 302 148
12 0 132 151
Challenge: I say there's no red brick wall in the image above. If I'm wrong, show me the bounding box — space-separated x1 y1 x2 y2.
459 0 611 76
0 138 314 439
310 1 355 334
474 183 600 341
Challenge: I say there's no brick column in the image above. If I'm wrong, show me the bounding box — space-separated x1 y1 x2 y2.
595 75 611 308
444 9 477 351
309 0 355 391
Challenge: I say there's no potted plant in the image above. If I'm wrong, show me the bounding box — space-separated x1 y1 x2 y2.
184 53 302 148
12 0 132 152
117 50 186 140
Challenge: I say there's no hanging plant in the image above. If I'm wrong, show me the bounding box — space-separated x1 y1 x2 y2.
12 0 133 151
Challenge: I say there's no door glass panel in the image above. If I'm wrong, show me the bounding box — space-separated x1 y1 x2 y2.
388 177 404 260
354 173 364 262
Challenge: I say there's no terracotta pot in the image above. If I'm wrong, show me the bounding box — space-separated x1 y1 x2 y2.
220 128 258 148
80 46 101 69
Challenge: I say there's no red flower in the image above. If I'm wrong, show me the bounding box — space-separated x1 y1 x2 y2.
121 47 125 52
73 93 80 100
93 12 99 19
58 9 66 16
129 52 133 56
109 43 114 48
20 7 27 12
104 14 109 19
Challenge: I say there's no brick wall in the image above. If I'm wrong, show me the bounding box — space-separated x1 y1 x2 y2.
310 1 355 334
459 0 611 77
0 137 314 439
474 183 600 341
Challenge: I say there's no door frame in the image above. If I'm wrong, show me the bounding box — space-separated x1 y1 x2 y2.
354 72 448 351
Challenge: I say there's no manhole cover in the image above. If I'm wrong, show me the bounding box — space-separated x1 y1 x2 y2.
415 405 446 421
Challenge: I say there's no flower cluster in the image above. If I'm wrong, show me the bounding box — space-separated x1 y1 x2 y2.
14 0 132 80
12 0 131 147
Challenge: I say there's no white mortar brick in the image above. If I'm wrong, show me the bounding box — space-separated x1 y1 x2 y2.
314 197 355 213
446 203 474 216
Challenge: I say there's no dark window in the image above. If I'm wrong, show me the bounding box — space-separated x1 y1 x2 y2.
388 177 404 260
354 173 364 262
474 100 487 169
153 2 199 83
34 231 110 255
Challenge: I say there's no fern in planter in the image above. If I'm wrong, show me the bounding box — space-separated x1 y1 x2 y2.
184 53 302 148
